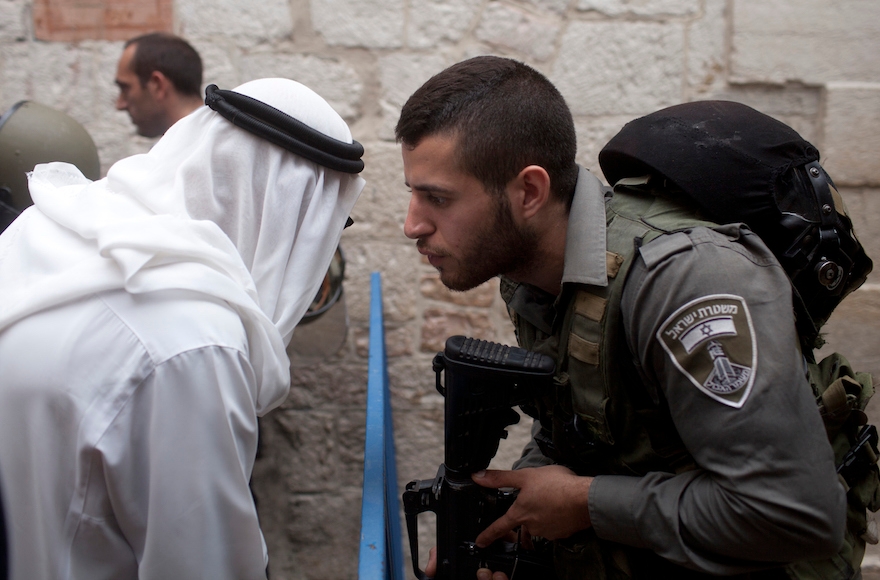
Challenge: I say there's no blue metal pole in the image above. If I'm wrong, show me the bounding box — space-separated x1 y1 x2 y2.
358 272 391 579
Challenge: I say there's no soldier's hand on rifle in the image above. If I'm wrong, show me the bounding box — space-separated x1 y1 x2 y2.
472 465 593 547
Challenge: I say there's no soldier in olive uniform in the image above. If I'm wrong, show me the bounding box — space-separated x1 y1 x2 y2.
397 56 875 580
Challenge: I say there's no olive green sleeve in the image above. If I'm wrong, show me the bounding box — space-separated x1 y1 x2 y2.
590 226 846 574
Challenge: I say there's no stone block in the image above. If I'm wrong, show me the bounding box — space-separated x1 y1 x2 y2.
284 361 368 410
387 356 437 404
343 241 420 324
353 324 414 359
420 274 496 307
256 489 363 579
421 307 496 352
731 0 880 84
377 52 449 140
177 0 292 46
195 41 246 98
822 84 880 187
388 360 443 410
475 1 563 62
685 0 726 97
576 0 699 17
350 140 409 236
238 52 362 120
525 0 569 15
384 325 417 358
1 41 105 118
311 0 404 48
406 0 480 49
262 408 365 493
378 53 448 121
33 0 173 42
552 20 685 116
835 188 880 285
0 1 28 42
392 404 445 485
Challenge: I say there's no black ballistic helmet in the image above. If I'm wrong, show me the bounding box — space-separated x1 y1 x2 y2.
599 100 872 331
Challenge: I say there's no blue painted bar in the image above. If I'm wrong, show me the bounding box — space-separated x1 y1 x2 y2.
358 272 404 580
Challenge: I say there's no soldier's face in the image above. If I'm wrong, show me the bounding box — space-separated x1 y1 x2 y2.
402 133 536 291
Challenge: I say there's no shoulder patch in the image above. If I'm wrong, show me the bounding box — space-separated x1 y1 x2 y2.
657 294 756 408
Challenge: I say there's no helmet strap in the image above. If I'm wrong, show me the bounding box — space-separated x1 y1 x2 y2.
805 161 852 294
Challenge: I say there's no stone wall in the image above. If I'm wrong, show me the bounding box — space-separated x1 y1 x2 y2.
1 1 879 579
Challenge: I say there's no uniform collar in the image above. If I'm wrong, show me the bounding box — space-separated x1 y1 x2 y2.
561 166 610 288
503 167 610 335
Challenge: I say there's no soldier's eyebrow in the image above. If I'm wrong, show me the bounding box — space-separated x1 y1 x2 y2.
404 181 456 195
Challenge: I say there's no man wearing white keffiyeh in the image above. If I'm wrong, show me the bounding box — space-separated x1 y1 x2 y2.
0 78 364 580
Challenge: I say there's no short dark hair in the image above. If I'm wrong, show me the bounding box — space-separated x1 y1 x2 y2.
125 33 203 97
395 56 578 207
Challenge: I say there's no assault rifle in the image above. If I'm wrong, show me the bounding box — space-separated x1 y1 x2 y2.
403 336 557 580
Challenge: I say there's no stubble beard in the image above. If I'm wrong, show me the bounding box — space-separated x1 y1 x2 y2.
438 194 538 292
136 112 167 138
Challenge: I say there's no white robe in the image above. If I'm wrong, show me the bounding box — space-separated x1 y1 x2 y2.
0 290 268 579
0 78 364 579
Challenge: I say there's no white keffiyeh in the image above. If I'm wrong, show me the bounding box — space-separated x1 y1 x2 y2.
0 78 364 413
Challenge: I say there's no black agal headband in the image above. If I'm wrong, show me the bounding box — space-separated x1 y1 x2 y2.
204 84 364 174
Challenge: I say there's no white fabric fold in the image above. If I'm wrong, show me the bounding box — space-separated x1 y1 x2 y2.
0 78 365 414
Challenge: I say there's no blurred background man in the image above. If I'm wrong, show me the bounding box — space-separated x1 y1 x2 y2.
114 32 203 137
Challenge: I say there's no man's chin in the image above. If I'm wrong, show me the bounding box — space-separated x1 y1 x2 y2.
136 127 162 139
438 270 489 293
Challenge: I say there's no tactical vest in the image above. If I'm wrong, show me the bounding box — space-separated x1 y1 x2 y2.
503 183 715 477
501 184 880 580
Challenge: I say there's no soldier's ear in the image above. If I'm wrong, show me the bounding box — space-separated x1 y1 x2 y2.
514 164 552 220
